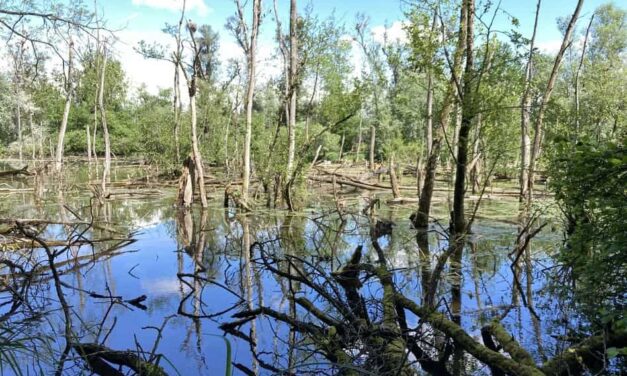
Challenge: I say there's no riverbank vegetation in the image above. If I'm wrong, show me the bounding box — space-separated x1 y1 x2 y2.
0 0 625 374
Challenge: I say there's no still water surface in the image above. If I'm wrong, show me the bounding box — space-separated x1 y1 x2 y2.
0 162 561 375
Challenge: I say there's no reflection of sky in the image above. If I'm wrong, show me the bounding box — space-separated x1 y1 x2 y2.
2 191 564 375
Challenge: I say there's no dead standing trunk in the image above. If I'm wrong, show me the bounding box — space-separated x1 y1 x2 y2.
240 0 262 203
16 99 22 162
189 84 208 208
574 13 594 136
389 155 401 199
99 45 111 197
185 20 208 209
527 0 584 202
286 0 297 182
172 2 185 164
519 0 541 202
369 125 376 170
54 40 74 171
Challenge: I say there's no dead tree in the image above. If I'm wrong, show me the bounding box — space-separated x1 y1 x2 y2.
98 43 111 199
519 0 541 202
54 38 74 171
527 0 584 202
228 0 262 204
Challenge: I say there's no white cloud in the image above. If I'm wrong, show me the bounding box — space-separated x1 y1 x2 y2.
371 21 409 45
537 39 561 54
131 0 212 17
114 30 180 96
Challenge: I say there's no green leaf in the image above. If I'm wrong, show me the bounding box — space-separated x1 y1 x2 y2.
607 347 619 358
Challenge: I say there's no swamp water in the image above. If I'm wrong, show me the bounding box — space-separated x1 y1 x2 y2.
0 161 565 375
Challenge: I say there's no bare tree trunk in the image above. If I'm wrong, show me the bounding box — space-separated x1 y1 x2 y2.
575 13 594 136
39 122 44 159
469 135 482 194
29 112 35 160
286 0 297 178
177 156 194 207
241 0 262 203
452 0 475 237
92 102 98 161
369 125 376 170
389 155 400 199
528 0 584 201
356 106 363 160
425 72 434 157
190 93 208 208
55 40 73 171
99 46 111 196
86 113 92 162
339 132 345 161
413 5 467 229
519 0 541 201
416 154 425 195
469 50 494 194
173 66 182 164
16 101 22 162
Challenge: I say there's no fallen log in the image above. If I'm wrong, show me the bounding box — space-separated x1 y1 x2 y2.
0 166 33 178
309 176 386 191
72 343 168 376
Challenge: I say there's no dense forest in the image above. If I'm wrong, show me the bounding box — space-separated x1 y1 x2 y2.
0 0 625 375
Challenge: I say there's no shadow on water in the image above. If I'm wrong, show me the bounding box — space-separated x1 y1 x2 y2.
0 162 621 375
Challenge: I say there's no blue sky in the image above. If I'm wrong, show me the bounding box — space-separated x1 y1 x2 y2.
101 0 618 94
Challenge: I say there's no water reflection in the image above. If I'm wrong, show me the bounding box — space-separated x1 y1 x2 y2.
1 163 612 375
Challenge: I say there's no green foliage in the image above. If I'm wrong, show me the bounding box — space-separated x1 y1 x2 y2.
548 139 626 323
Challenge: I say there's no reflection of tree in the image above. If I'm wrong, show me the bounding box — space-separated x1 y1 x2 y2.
219 212 626 375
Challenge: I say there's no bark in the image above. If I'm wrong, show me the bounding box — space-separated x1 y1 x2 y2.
528 0 584 201
574 14 594 136
99 46 111 196
356 107 363 159
469 50 494 194
519 0 541 201
339 132 345 161
173 66 182 164
286 0 297 178
54 40 73 171
369 125 376 170
29 112 35 160
451 0 475 240
86 109 92 162
425 71 434 157
177 155 194 207
16 100 22 162
241 0 262 202
389 155 401 199
92 103 98 161
413 4 467 229
190 93 208 208
173 2 185 164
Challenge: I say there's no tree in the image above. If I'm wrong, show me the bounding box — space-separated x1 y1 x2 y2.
285 0 298 208
411 2 467 229
98 43 111 197
54 38 74 171
227 0 262 204
519 0 541 201
526 0 584 202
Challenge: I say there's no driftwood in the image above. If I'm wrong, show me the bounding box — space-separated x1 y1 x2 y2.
72 343 168 376
309 176 384 191
0 166 33 178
